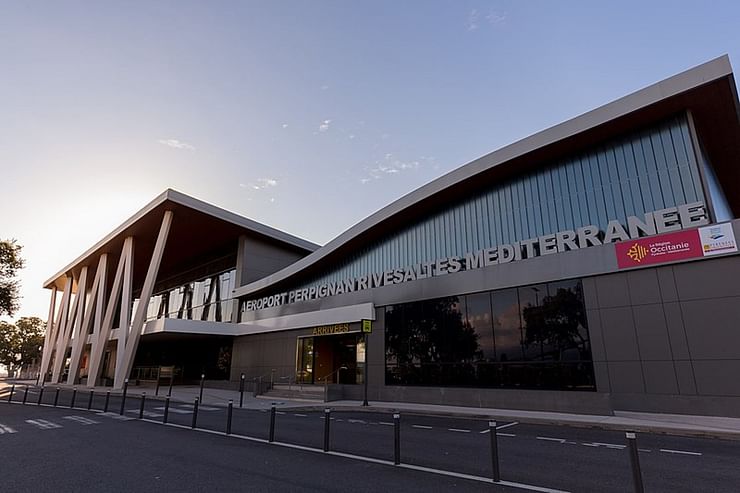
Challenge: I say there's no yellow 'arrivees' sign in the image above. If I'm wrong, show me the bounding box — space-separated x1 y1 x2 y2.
312 323 350 336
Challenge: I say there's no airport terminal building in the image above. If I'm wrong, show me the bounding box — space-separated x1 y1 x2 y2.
40 56 740 417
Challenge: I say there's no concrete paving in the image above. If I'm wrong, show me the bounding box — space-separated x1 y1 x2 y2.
4 379 740 440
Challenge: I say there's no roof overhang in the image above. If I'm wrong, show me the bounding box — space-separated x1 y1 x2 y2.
44 189 318 290
234 55 740 299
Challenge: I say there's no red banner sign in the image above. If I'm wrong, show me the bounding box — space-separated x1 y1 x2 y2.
615 229 703 269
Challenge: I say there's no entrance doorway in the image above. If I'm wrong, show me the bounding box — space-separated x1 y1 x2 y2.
296 333 365 385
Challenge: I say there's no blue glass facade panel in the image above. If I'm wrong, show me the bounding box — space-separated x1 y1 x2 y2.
294 115 706 290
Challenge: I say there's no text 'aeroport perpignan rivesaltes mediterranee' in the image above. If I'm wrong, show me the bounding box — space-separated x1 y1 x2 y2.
244 201 708 311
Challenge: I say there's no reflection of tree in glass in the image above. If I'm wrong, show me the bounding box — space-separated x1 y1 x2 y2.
385 297 481 366
521 286 589 360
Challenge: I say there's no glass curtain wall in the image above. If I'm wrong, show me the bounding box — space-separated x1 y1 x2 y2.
131 268 237 324
384 279 594 391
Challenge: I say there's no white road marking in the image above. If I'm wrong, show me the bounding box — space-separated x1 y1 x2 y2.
98 412 134 421
26 419 62 429
496 421 519 430
276 411 287 415
140 419 569 492
592 442 625 450
660 449 702 456
0 424 18 434
638 449 652 453
153 407 192 414
379 421 394 426
412 425 433 429
497 432 516 437
448 427 471 433
537 436 566 443
294 414 307 417
179 404 219 411
63 416 99 425
124 409 163 418
347 419 366 424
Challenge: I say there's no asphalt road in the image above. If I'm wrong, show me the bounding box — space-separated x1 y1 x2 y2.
2 386 740 492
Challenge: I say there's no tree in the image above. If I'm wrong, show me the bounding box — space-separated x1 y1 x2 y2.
0 239 25 317
0 317 45 378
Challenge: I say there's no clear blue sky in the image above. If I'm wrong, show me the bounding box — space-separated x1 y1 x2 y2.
1 1 739 319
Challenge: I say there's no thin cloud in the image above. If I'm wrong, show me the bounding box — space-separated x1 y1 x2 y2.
281 123 289 129
239 178 278 190
158 139 195 151
360 154 436 183
467 9 479 31
319 119 332 132
486 10 507 24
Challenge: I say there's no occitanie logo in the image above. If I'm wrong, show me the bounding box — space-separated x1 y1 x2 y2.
626 243 648 262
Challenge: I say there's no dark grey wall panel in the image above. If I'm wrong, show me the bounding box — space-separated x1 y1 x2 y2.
681 297 740 360
655 267 679 302
673 360 697 395
693 360 740 396
593 361 611 393
641 361 679 395
673 255 740 300
662 302 691 360
586 309 607 362
582 277 599 310
607 361 645 393
626 269 662 306
595 273 630 308
600 307 639 361
632 304 672 361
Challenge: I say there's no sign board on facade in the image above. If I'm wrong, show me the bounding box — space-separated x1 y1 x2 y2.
699 223 738 256
312 323 350 336
361 319 372 334
616 222 737 269
245 201 711 311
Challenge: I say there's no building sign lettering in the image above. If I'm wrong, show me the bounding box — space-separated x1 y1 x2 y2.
245 202 710 311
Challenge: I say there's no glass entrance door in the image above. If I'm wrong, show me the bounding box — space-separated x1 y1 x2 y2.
296 337 314 384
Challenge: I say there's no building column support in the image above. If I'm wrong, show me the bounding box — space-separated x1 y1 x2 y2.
116 210 173 389
231 235 247 323
39 276 72 383
87 237 133 388
38 286 58 383
51 267 88 383
67 255 107 385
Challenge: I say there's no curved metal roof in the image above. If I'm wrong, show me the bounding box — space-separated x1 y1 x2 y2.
234 55 739 299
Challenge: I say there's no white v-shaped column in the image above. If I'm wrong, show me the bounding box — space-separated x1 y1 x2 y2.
87 237 133 388
67 254 108 385
115 210 172 389
39 276 72 383
51 267 88 383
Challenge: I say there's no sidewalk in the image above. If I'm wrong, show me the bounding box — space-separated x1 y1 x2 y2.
3 379 740 440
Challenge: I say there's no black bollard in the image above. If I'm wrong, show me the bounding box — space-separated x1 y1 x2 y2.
490 420 501 482
70 387 77 408
252 377 258 398
199 374 205 403
168 373 173 397
155 367 161 396
104 391 111 413
120 379 129 415
226 400 233 435
163 396 170 424
626 432 644 493
87 391 94 410
323 408 331 452
37 386 44 406
239 374 245 408
191 398 199 429
393 412 401 465
23 386 29 405
54 387 60 407
8 384 15 403
139 393 146 419
269 406 276 442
